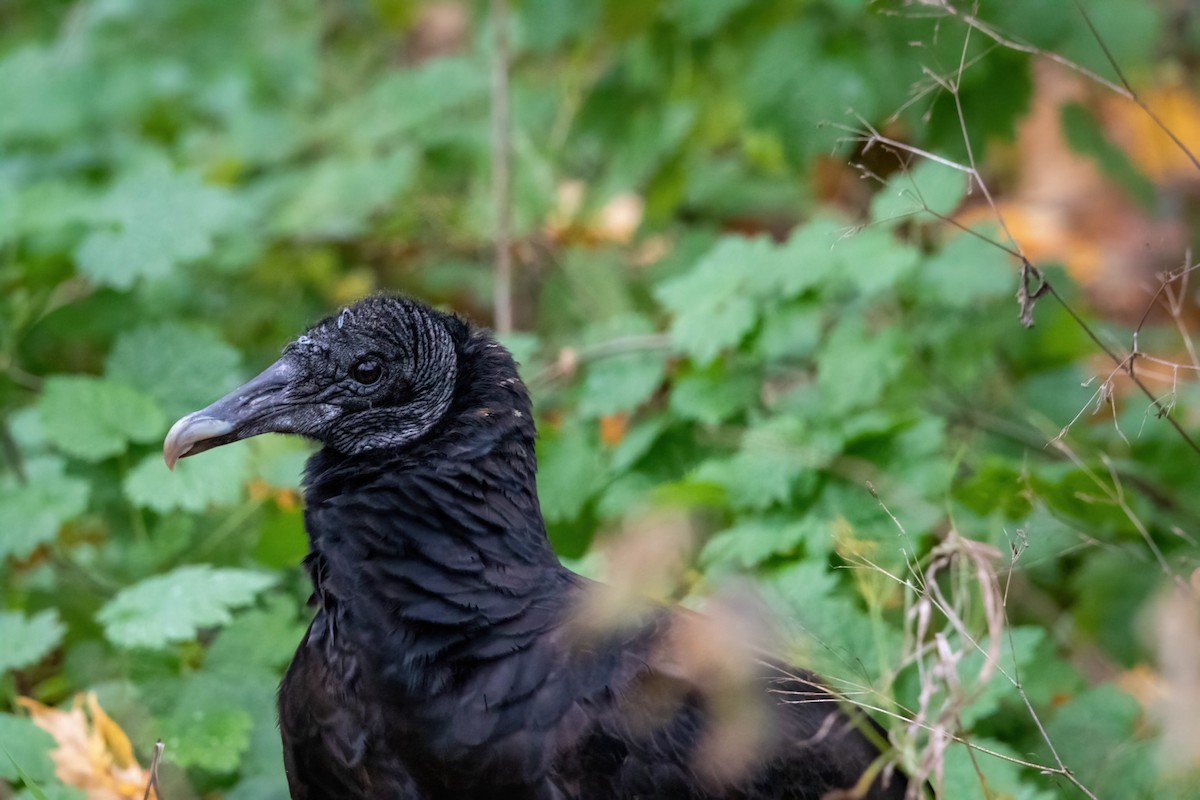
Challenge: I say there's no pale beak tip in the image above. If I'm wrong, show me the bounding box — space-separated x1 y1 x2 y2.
163 413 232 472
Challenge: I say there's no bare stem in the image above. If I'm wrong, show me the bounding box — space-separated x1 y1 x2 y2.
490 0 514 334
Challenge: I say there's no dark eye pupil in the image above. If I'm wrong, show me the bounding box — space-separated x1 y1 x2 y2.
352 359 382 385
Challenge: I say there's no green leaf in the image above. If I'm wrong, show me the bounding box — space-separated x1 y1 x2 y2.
744 23 883 162
496 332 540 372
594 471 658 519
578 317 668 418
870 159 968 224
767 559 897 680
247 437 313 490
829 226 920 296
656 222 851 365
37 376 166 461
206 595 306 675
656 236 769 365
536 421 605 523
5 407 48 453
1070 550 1161 666
693 418 831 511
915 230 1014 307
579 351 666 417
325 57 488 149
754 302 822 363
0 610 65 673
223 775 291 800
609 415 670 473
954 459 1034 519
518 0 602 52
159 706 253 773
15 786 85 800
166 666 282 777
1043 685 1155 797
669 361 759 425
1048 0 1162 77
74 162 236 289
124 445 251 513
956 627 1045 726
0 46 89 143
940 736 1052 800
816 317 906 414
0 456 89 561
106 322 243 420
675 0 751 38
98 565 277 649
0 713 56 784
0 177 94 247
699 516 818 569
272 150 417 239
761 217 845 296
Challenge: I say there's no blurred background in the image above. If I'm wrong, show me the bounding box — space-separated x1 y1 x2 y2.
3 0 1200 797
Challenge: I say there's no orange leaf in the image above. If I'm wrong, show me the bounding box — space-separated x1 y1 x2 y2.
599 413 629 447
275 488 300 512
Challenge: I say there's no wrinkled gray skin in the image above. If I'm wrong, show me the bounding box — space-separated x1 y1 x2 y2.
165 302 457 468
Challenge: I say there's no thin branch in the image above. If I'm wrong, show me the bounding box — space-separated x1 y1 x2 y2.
531 334 673 387
0 357 45 392
833 119 975 174
490 0 514 334
142 740 163 800
1042 281 1200 458
0 419 26 484
925 0 1129 98
1070 0 1200 173
1050 440 1189 589
1132 257 1200 372
843 105 1200 455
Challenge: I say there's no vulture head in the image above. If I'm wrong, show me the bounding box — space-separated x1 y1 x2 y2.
163 296 465 468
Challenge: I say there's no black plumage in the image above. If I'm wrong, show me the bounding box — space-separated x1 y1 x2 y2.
163 296 910 800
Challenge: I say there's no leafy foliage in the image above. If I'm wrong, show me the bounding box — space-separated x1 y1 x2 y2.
106 322 243 421
98 566 276 650
0 611 65 675
0 457 89 560
37 378 165 462
0 714 56 784
75 162 238 289
1 0 1197 798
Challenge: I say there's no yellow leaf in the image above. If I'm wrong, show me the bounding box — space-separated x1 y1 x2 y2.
87 694 136 770
1104 81 1200 182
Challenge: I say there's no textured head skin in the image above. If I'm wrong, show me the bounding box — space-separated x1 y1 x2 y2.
282 296 462 454
164 295 468 466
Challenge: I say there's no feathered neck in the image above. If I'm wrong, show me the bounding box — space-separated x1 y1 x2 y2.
297 322 568 692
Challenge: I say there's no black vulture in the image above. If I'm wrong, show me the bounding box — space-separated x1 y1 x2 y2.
163 295 911 800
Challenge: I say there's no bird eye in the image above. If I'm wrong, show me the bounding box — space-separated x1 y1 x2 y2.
350 358 383 385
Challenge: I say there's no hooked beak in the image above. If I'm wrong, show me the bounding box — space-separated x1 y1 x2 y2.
163 358 295 470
